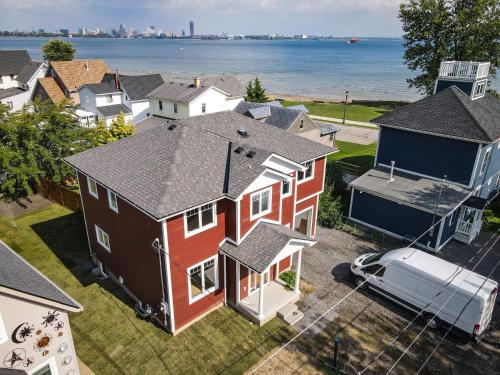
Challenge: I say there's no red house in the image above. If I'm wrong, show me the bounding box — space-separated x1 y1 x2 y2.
65 111 334 334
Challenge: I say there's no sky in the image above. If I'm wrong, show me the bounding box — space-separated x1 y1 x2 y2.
0 0 403 37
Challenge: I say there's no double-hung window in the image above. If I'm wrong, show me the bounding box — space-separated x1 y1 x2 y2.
87 177 99 198
106 95 112 103
299 119 304 129
480 148 492 175
251 188 271 219
185 203 217 236
174 103 178 113
188 256 218 303
297 160 314 182
158 100 163 110
281 180 291 197
95 225 110 252
201 103 206 113
108 189 118 212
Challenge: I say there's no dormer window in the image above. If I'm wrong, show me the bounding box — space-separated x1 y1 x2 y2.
184 202 217 236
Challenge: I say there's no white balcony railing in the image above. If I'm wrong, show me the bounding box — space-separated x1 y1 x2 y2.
439 61 490 80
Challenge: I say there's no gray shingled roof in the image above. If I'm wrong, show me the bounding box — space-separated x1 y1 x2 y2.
66 111 333 219
97 104 131 117
16 61 42 84
148 75 242 102
0 241 81 310
0 87 25 100
0 50 31 75
248 106 271 119
373 87 500 143
220 222 314 273
234 101 304 131
82 81 121 95
318 122 341 135
103 73 164 101
287 104 309 113
135 115 172 134
350 166 472 215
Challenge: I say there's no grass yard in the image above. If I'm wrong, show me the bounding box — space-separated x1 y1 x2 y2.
483 198 500 233
282 100 398 122
330 140 377 174
0 205 293 374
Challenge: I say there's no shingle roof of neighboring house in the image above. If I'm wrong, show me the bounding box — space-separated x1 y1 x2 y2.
287 104 309 113
350 166 471 215
97 103 131 117
373 86 500 143
0 240 82 311
102 73 164 101
16 61 43 84
248 105 271 119
220 223 314 273
65 111 333 219
0 50 31 75
234 101 304 131
37 77 67 104
318 122 341 135
148 75 242 102
50 59 109 92
82 81 121 95
0 87 25 100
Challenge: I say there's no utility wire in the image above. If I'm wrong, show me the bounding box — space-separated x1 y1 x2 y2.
383 234 500 374
416 257 500 374
357 229 500 374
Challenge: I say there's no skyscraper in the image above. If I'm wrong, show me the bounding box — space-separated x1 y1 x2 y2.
189 21 194 37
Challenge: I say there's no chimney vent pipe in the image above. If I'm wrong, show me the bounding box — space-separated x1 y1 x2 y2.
390 161 395 181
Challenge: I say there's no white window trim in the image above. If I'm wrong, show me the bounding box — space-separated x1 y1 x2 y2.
187 255 219 304
281 179 292 198
0 312 8 345
183 202 218 238
480 147 492 175
248 268 270 295
95 225 111 252
107 189 119 213
87 177 99 199
297 160 315 184
28 357 58 375
250 187 273 221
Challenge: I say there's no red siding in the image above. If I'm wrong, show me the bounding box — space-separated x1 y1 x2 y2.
166 202 226 331
281 173 296 226
239 265 249 300
78 173 165 314
296 157 325 201
224 199 237 241
240 183 281 238
279 256 291 271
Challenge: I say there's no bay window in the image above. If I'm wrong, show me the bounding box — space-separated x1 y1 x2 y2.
188 257 218 303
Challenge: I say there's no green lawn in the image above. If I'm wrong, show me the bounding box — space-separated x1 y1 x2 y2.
330 140 377 174
283 100 398 122
0 205 292 374
483 198 500 233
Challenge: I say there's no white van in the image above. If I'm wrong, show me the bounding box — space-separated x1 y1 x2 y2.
350 248 498 339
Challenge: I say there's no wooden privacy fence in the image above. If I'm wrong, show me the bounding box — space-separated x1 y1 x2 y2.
36 179 81 212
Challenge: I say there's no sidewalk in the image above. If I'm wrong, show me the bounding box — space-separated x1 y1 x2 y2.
309 114 378 129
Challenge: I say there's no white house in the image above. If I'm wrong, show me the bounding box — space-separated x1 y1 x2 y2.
78 81 132 128
101 72 164 122
0 50 47 111
0 240 83 375
146 75 244 120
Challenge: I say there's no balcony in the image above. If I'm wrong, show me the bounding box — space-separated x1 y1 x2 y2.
439 61 490 80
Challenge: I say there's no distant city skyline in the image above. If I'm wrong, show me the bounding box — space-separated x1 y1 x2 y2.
0 0 403 37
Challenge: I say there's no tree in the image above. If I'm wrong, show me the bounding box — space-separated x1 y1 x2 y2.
245 78 269 103
399 0 500 95
317 186 345 229
245 80 255 102
109 112 135 140
42 39 76 61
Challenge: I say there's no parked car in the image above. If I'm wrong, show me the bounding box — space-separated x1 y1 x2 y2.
350 248 498 339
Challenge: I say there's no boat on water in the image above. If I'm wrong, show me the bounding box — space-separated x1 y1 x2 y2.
347 37 360 44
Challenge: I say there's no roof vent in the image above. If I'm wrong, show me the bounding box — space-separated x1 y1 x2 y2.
234 146 244 154
246 151 256 158
237 129 249 138
168 124 177 131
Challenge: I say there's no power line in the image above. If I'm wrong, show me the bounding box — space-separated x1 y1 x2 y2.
249 211 450 374
416 257 500 374
383 234 500 374
357 230 500 374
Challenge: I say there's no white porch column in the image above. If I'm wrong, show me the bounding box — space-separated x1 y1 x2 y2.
294 249 302 293
236 261 240 305
223 255 227 306
258 272 265 318
275 261 279 280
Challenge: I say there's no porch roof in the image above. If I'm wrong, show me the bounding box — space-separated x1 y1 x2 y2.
220 222 315 273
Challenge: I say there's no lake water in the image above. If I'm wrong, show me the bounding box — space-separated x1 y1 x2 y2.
1 37 498 101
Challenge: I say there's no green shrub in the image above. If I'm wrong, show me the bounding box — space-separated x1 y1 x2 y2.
279 271 296 290
318 186 345 228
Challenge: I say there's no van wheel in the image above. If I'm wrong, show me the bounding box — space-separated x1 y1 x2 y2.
424 314 440 330
354 277 366 289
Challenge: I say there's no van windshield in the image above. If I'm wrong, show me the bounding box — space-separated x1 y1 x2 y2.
361 253 383 265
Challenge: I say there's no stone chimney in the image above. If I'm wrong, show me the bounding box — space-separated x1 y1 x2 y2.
194 77 201 88
114 70 120 90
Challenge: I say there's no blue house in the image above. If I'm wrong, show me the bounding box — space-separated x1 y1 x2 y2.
349 61 500 251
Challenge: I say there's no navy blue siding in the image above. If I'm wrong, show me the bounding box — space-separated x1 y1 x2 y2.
471 141 500 200
439 211 458 248
435 80 474 96
350 189 440 249
377 127 478 185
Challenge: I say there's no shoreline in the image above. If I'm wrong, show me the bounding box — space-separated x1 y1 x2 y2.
269 92 412 105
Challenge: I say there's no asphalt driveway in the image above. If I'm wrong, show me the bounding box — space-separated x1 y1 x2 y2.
294 227 500 375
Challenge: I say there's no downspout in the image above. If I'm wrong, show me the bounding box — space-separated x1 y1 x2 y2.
161 219 176 334
429 175 447 248
152 238 168 328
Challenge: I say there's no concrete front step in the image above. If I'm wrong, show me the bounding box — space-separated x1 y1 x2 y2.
278 303 304 325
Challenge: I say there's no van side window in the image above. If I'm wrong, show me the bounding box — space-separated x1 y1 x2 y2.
364 264 385 276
